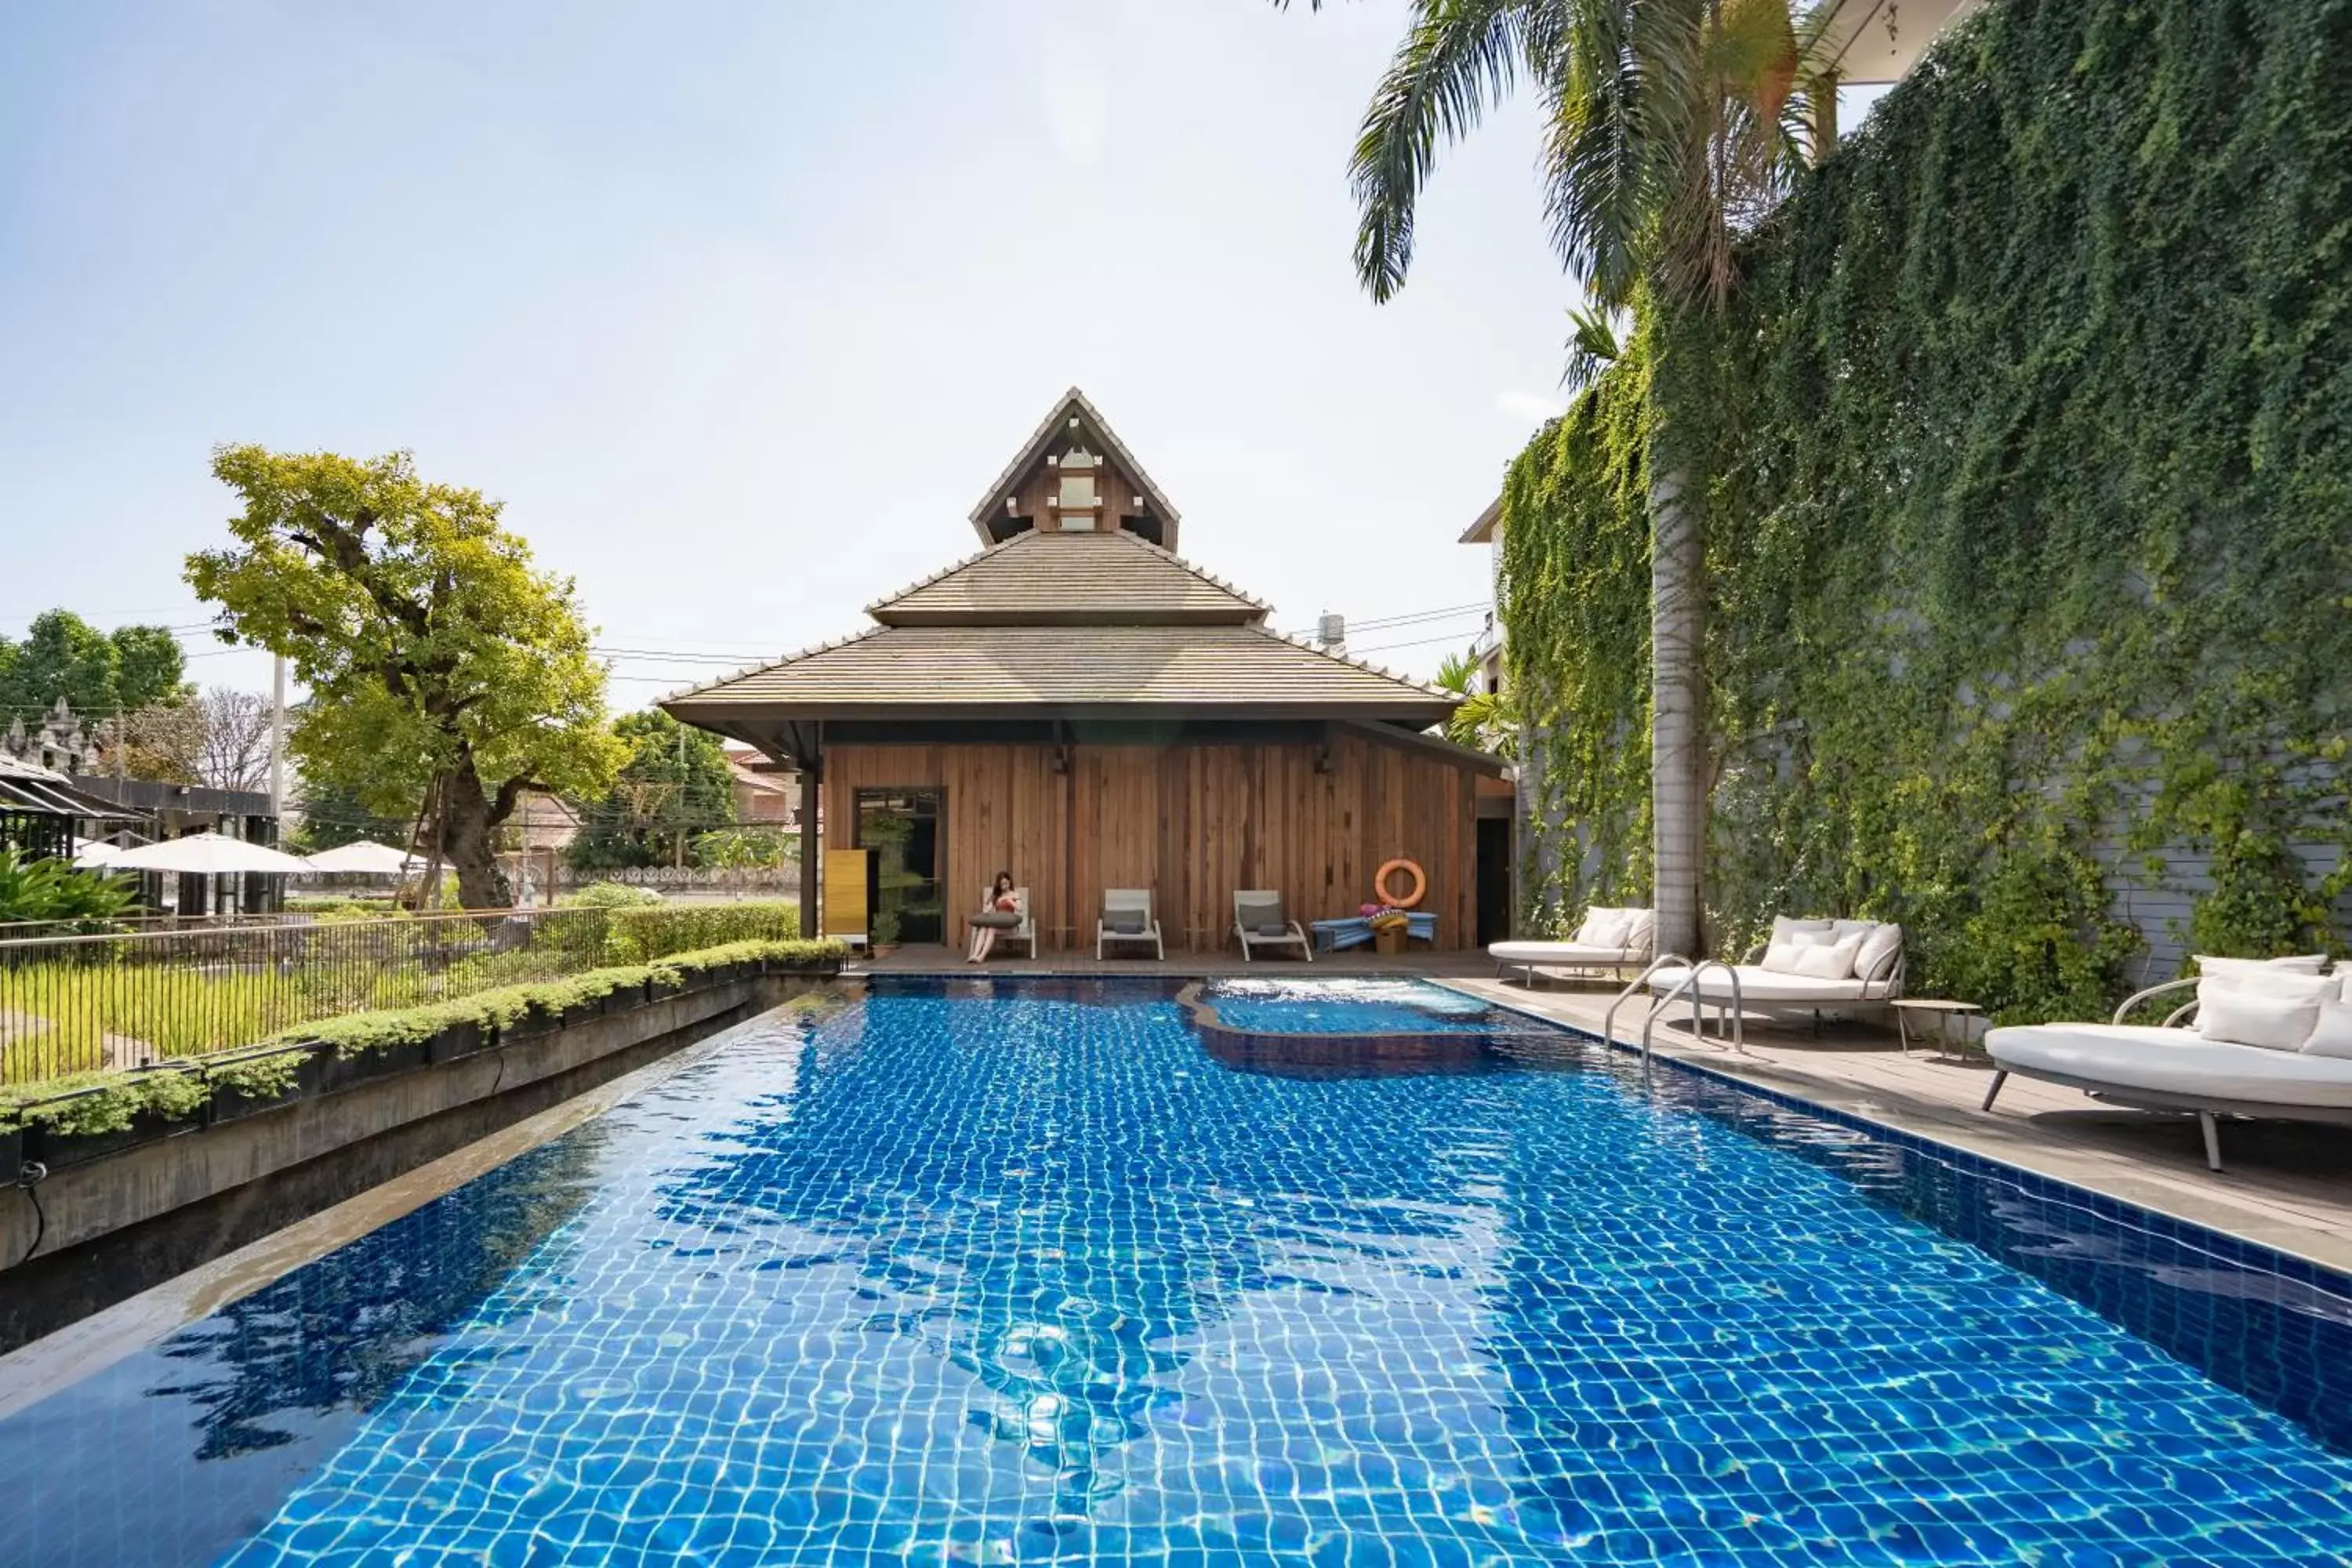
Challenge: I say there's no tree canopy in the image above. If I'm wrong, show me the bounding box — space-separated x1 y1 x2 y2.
567 709 738 872
0 609 187 724
188 446 622 908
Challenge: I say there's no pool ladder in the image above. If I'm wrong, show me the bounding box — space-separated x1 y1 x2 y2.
1600 955 1747 1074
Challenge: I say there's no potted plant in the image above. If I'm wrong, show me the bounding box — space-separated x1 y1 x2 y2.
208 1047 319 1123
870 909 902 957
430 1014 495 1062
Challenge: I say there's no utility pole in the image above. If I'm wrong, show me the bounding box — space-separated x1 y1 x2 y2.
674 725 688 869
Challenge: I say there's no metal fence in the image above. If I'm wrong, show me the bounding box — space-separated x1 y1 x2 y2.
0 902 798 1088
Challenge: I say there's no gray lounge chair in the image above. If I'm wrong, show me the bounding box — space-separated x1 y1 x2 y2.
1233 891 1312 962
1098 888 1164 960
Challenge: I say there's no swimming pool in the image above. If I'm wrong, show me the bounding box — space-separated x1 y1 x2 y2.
3 977 2348 1564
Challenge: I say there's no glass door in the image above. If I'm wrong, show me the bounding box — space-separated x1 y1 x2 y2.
855 788 944 945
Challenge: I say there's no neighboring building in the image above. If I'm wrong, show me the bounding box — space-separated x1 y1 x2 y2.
665 388 1507 952
502 789 582 906
0 753 140 864
1458 496 1505 698
723 746 799 825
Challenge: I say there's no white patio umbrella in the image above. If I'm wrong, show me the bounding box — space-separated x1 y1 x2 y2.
106 831 316 875
302 839 423 876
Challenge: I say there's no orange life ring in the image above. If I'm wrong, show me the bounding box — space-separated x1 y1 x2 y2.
1374 858 1426 909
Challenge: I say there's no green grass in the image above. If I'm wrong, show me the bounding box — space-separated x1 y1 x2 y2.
0 936 844 1134
0 902 802 1087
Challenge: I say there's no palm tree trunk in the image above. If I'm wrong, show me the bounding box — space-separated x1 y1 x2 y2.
1650 463 1706 959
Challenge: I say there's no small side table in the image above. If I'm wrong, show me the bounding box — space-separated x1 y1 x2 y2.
1892 999 1983 1062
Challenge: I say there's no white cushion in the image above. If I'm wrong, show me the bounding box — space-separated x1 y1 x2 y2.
1575 908 1635 949
2192 949 2324 973
1853 923 1904 984
1987 1022 2352 1108
1791 933 1864 980
1646 964 1870 1004
1771 916 1834 945
1829 919 1877 945
1490 941 1638 965
2198 985 2322 1051
2198 968 2335 1006
2303 1000 2352 1059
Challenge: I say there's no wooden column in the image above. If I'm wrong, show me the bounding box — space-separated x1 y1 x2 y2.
798 756 821 939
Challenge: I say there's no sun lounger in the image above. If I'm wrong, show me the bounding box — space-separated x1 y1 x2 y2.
1490 906 1656 985
1984 961 2352 1171
1643 916 1905 1015
1233 891 1312 962
1097 888 1164 960
971 884 1036 958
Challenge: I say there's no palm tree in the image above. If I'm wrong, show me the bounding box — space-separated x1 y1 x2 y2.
1290 0 1821 956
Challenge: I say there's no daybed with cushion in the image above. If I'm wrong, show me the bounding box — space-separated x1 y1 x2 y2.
1098 888 1165 960
1233 891 1312 962
1490 906 1657 986
1984 954 2352 1171
1643 915 1906 1018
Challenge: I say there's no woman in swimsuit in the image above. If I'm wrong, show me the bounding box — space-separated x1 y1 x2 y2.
967 870 1018 963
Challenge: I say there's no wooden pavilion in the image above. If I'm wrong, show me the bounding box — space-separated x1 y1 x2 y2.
664 389 1508 954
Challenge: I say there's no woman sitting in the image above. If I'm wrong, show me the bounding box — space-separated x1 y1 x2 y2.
967 871 1021 964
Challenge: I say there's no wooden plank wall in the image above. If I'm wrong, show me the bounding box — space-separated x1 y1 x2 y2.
823 733 1479 951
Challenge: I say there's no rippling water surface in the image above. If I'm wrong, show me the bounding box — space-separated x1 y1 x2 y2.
3 977 2349 1566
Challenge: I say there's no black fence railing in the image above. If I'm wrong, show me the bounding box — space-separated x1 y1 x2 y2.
0 902 798 1087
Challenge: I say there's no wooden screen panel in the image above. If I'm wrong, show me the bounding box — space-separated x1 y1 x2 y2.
825 735 1485 951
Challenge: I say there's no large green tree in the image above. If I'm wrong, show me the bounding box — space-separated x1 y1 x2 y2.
0 609 187 724
566 709 737 872
1296 0 1818 954
188 447 622 909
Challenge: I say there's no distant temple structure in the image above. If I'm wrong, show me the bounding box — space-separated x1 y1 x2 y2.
1 697 99 775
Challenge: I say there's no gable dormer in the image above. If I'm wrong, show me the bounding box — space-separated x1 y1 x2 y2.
967 387 1181 551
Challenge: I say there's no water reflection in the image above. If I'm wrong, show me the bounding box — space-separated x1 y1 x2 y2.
0 1134 605 1568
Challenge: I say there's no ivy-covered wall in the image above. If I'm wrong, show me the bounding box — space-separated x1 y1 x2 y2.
1501 0 2352 1022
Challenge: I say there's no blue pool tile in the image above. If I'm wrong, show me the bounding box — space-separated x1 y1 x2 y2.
0 977 2348 1566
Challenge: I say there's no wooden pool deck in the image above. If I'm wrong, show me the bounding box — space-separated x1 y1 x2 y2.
850 947 2352 1273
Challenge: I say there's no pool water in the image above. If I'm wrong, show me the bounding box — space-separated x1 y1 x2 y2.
4 977 2350 1566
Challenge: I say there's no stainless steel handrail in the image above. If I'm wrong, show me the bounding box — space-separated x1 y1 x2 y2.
1600 953 1692 1051
1641 959 1745 1069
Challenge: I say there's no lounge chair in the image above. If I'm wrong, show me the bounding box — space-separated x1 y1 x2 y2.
1098 888 1164 960
1983 957 2352 1171
1232 891 1312 963
1643 916 1906 1020
971 884 1036 959
1490 906 1655 987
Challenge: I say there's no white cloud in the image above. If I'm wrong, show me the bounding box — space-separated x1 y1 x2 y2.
1494 390 1565 424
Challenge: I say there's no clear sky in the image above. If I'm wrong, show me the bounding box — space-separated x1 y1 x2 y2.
5 2 1648 708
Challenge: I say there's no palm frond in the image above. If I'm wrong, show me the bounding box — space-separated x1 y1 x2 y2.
1562 300 1622 391
1348 0 1534 303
